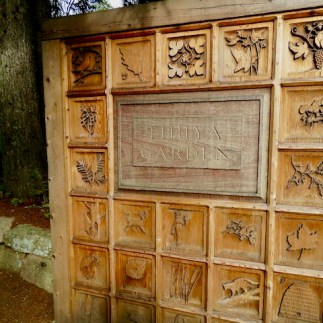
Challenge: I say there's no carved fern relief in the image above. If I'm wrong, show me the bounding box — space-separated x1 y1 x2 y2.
299 98 323 126
223 220 257 245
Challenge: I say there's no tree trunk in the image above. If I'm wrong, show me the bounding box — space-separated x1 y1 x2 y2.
0 0 51 197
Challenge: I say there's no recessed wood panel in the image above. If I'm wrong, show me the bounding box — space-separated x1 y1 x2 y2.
214 208 266 263
162 257 207 309
114 200 155 250
74 245 109 290
70 149 108 195
115 251 155 299
161 203 208 256
275 212 323 271
68 97 107 144
115 299 155 323
67 41 105 91
74 290 109 322
280 86 323 143
162 308 205 322
162 30 211 85
213 265 264 320
219 22 273 82
72 197 108 243
277 151 323 207
115 90 270 198
272 273 323 323
111 36 155 88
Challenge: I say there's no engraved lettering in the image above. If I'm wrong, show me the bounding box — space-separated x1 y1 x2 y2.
156 147 167 160
207 126 221 139
141 146 152 160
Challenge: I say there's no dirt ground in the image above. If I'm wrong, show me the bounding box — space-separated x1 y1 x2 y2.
0 198 54 322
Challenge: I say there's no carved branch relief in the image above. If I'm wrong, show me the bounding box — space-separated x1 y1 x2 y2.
223 220 257 245
286 157 323 197
80 254 100 280
289 21 323 70
225 29 267 75
82 201 105 240
299 98 323 127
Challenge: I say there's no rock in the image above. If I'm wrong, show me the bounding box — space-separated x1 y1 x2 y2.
20 254 53 293
3 224 52 258
0 245 26 273
0 217 14 243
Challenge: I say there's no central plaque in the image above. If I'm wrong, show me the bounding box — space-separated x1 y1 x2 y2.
115 90 270 199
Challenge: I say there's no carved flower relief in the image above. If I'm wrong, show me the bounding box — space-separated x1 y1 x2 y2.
167 36 206 79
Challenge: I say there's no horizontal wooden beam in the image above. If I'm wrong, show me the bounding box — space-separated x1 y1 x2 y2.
41 0 323 40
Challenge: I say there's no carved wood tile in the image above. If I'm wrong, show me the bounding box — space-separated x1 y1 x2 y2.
115 299 155 323
162 30 210 85
275 212 323 271
162 308 205 323
115 251 155 299
72 197 108 243
277 151 323 207
161 204 208 256
213 265 264 319
70 149 108 195
74 245 109 290
112 36 155 88
162 257 206 309
273 274 323 323
74 290 109 322
214 208 266 263
68 97 107 144
67 41 105 91
114 200 155 250
219 22 273 82
283 17 323 79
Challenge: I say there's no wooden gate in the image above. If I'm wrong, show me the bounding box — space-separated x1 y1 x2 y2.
42 1 323 322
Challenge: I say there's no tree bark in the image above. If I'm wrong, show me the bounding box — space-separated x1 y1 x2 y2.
0 0 51 197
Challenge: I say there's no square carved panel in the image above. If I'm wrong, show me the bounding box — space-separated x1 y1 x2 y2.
115 299 155 323
74 290 109 322
272 273 323 323
280 86 323 143
67 41 106 91
111 36 155 88
68 97 107 145
213 265 264 320
219 22 273 82
162 257 207 309
214 208 266 263
283 16 323 79
115 251 155 299
162 308 205 323
277 151 323 207
114 200 155 250
72 197 108 243
275 212 323 271
162 30 211 85
70 149 108 195
161 203 208 256
74 244 109 290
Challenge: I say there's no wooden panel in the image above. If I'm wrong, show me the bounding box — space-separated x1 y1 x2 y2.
115 89 270 198
115 251 155 300
74 290 109 322
67 41 105 92
162 308 205 322
213 265 264 320
111 36 155 88
275 212 323 271
272 273 323 323
161 257 207 309
161 203 208 257
114 200 156 250
283 16 323 79
70 149 108 195
68 97 107 145
41 0 323 40
162 30 211 85
219 22 273 82
277 151 323 207
214 208 266 263
280 86 323 143
115 299 155 323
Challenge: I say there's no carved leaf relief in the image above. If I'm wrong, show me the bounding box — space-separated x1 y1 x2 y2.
299 98 323 126
119 47 144 81
223 220 257 245
80 104 97 135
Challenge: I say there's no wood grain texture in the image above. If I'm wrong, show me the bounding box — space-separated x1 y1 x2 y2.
41 0 323 40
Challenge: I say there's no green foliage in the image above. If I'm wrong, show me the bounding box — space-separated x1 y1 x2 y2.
123 0 161 6
10 197 25 206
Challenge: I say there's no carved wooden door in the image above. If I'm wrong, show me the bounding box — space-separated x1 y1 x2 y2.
42 2 323 322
